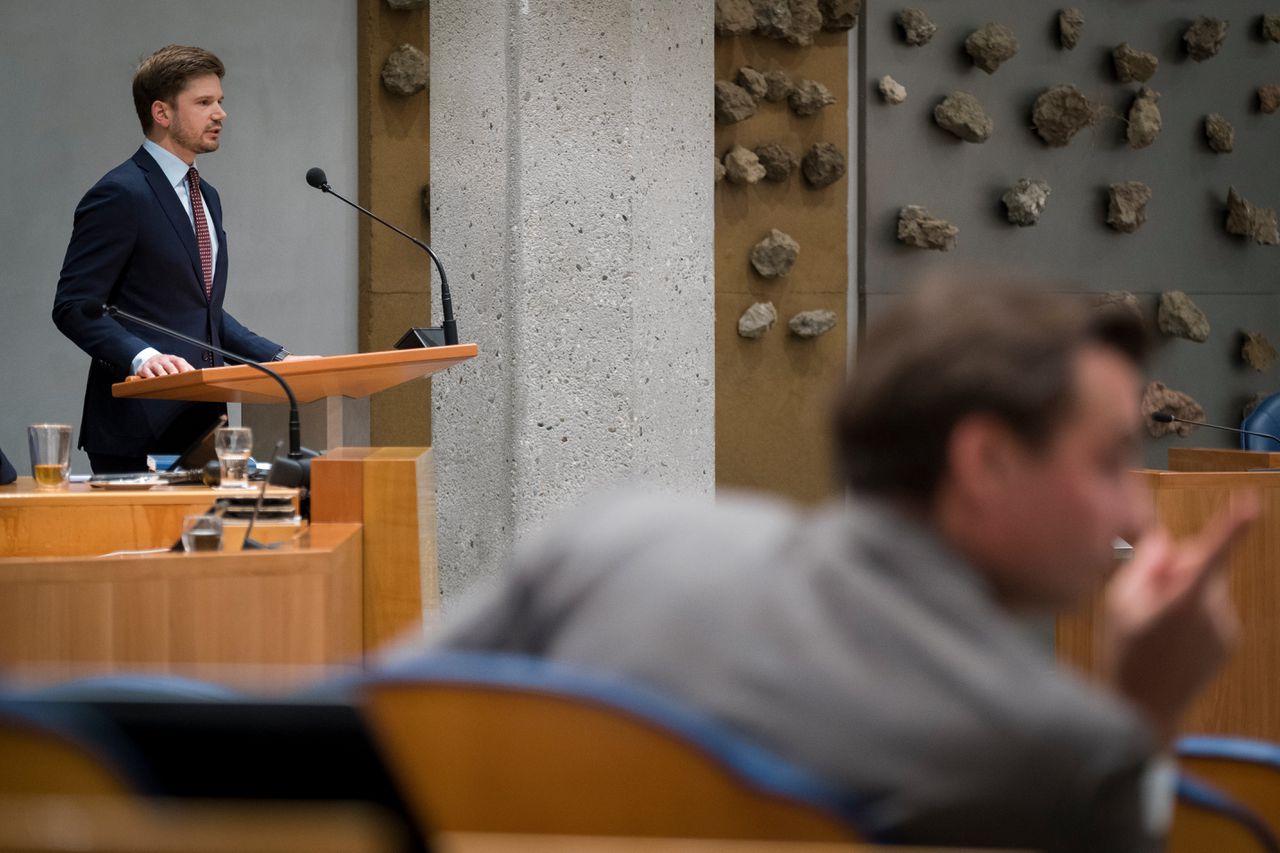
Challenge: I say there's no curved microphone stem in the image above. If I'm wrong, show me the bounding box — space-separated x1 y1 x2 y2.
99 304 305 460
1152 412 1280 445
314 182 458 346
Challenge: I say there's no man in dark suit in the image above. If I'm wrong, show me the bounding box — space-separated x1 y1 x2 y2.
0 445 15 485
52 45 288 474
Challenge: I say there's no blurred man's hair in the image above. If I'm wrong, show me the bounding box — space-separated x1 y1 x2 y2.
835 276 1148 501
132 45 225 134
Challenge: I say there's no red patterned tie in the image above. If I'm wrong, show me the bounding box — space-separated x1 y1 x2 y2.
187 167 213 300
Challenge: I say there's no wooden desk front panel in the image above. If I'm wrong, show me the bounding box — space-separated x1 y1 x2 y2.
1057 471 1280 740
0 524 363 678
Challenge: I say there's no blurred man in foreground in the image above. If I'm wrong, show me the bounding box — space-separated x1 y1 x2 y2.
435 278 1255 851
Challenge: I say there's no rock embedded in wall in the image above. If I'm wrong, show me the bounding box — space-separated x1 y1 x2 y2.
715 80 758 124
1205 114 1235 153
1225 187 1280 245
782 0 824 46
1142 382 1206 437
1158 291 1211 342
385 0 427 9
1264 15 1280 43
1242 332 1278 372
750 229 801 277
801 143 846 188
897 206 958 251
1059 8 1084 50
1002 179 1051 226
715 158 727 183
753 0 791 40
1126 87 1162 150
819 0 861 31
381 44 429 96
724 146 767 184
736 66 768 99
754 143 798 182
1107 182 1152 233
879 75 907 105
965 23 1018 74
1113 44 1158 83
788 79 836 117
934 91 994 143
897 9 937 46
737 302 778 339
1095 290 1143 323
1260 85 1280 114
789 310 838 338
1032 85 1101 147
1184 17 1228 61
716 0 758 35
763 70 794 102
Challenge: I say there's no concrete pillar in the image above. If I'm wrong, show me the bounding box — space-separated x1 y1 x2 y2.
430 2 715 604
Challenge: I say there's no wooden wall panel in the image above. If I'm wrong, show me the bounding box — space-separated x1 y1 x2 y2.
715 33 850 504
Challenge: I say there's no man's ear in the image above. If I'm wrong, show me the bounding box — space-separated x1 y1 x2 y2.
151 100 171 130
945 414 1023 505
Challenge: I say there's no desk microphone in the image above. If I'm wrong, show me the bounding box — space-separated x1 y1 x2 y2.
78 301 316 490
305 166 458 347
1150 411 1280 445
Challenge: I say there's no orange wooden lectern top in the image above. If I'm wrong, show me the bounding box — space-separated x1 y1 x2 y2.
112 345 478 404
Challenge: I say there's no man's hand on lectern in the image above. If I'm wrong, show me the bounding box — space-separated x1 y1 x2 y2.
137 353 195 378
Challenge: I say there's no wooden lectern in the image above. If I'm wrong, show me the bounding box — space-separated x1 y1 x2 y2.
1058 448 1280 741
0 347 476 687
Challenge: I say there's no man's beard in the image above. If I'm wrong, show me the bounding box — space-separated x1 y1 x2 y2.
171 115 220 154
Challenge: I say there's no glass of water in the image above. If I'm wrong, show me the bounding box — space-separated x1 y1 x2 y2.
181 513 223 552
215 426 253 489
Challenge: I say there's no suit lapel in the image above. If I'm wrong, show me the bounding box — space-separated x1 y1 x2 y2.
132 148 205 297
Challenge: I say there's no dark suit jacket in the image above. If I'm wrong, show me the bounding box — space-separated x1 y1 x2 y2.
0 445 15 485
52 147 281 457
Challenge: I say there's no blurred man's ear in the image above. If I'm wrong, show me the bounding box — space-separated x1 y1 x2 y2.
944 414 1027 509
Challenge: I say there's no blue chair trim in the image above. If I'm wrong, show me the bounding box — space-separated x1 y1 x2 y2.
1179 735 1280 768
369 651 871 834
18 673 243 703
1177 773 1280 853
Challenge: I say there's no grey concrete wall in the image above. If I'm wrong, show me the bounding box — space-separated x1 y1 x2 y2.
0 1 357 472
858 1 1280 469
430 2 716 605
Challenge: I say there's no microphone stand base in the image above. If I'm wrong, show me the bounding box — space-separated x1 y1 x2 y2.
394 326 449 349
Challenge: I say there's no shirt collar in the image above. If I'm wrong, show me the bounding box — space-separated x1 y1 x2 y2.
142 138 196 190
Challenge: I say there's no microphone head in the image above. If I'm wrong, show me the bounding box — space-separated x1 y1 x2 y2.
305 167 328 190
79 301 108 319
1151 412 1175 423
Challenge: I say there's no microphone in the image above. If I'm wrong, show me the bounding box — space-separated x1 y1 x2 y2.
1150 412 1280 446
79 301 315 490
305 166 458 347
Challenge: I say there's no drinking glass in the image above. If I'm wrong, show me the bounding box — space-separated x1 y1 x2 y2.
215 426 253 489
181 513 223 552
27 423 72 489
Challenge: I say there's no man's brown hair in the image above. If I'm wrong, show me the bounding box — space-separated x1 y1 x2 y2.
834 276 1147 501
132 45 225 134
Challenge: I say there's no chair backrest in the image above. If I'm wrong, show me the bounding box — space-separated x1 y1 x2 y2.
1168 775 1280 853
360 652 867 841
0 702 139 797
1179 736 1280 838
1241 394 1280 451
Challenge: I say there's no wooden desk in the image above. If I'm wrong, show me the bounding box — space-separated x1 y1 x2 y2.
1058 468 1280 740
0 523 363 685
1168 447 1280 472
0 479 301 557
